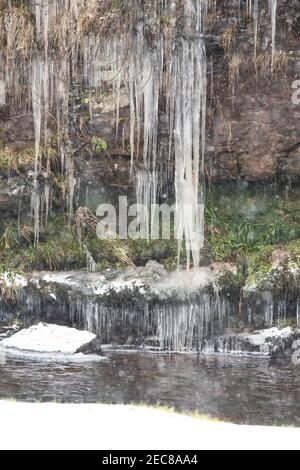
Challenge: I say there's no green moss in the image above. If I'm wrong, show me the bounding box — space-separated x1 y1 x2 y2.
243 238 300 294
245 246 274 287
91 136 108 154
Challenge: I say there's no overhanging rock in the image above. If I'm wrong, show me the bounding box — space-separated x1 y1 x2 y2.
0 262 240 352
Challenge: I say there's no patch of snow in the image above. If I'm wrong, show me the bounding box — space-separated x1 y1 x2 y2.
0 402 299 450
0 272 27 289
41 273 81 287
248 327 294 347
1 323 97 354
151 264 234 299
93 280 146 296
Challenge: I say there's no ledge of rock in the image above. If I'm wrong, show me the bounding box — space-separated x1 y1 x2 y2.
29 260 237 302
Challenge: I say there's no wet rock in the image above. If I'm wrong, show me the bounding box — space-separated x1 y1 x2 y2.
76 336 102 355
0 262 240 352
238 153 276 182
203 327 296 357
294 329 300 339
0 324 22 340
0 176 29 215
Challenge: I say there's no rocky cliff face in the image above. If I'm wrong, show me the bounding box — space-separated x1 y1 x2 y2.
0 1 299 189
0 2 300 352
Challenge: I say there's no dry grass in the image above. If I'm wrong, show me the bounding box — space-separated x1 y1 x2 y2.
254 52 290 78
0 5 34 59
0 142 34 173
75 207 135 267
220 24 236 54
229 52 243 85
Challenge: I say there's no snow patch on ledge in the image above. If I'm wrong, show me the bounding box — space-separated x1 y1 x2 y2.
34 272 146 297
93 279 146 296
1 323 97 354
246 327 294 347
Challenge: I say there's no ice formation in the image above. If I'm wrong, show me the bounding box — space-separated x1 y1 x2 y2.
270 0 278 72
0 1 279 267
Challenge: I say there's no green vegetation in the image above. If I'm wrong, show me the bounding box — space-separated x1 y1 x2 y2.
0 262 22 301
204 183 300 292
1 182 300 281
205 183 300 261
91 136 108 154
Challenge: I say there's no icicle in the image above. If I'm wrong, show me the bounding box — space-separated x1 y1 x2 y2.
35 0 42 37
253 0 259 61
31 58 43 244
135 169 158 240
85 246 97 273
65 154 76 219
43 2 50 223
169 39 207 267
165 1 207 268
0 80 5 105
133 43 162 237
270 0 278 72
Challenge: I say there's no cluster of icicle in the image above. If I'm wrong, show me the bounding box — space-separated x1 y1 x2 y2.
0 0 278 267
133 1 208 268
248 0 278 67
247 296 299 329
69 291 229 352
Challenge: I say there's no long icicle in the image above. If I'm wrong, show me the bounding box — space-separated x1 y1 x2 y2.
271 0 278 72
31 58 43 245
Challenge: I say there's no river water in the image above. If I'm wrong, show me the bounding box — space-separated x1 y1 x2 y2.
0 352 299 427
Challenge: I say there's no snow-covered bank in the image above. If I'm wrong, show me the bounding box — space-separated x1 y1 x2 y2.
0 401 299 450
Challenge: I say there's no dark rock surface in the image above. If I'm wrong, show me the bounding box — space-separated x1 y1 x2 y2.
202 327 296 357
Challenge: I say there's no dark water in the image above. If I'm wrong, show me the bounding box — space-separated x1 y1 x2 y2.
0 352 300 426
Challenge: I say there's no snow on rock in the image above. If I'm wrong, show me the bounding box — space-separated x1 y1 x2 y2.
93 279 146 296
29 261 235 302
1 323 98 354
0 272 27 289
247 327 294 346
32 271 145 297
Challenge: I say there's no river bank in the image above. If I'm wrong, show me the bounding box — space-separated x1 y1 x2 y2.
0 401 299 450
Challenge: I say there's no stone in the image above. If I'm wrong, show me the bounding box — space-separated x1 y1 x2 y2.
203 327 295 357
